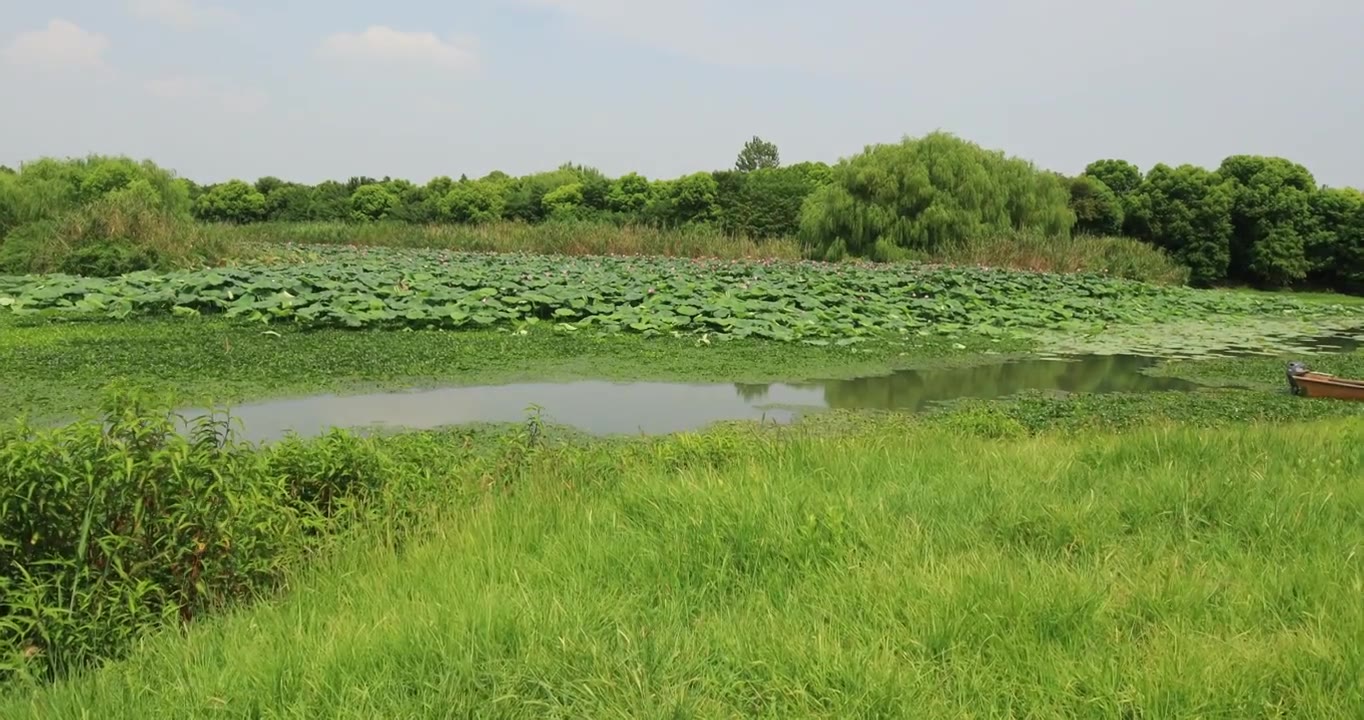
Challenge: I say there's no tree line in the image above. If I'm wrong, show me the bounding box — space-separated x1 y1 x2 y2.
184 136 826 242
2 133 1361 291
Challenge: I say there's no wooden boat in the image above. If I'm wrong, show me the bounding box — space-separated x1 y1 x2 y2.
1286 362 1364 401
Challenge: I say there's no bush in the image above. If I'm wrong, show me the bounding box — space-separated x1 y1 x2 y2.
0 156 191 233
0 392 393 683
798 132 1075 260
0 188 231 276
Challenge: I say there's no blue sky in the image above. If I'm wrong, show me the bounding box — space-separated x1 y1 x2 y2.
2 0 1361 187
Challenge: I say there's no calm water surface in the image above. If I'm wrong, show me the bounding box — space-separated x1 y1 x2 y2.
185 354 1208 442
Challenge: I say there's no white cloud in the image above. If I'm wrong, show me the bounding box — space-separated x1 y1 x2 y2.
3 19 111 70
317 26 477 70
145 75 267 114
126 0 236 29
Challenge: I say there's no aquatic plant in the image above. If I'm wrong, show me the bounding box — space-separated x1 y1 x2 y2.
2 246 1357 342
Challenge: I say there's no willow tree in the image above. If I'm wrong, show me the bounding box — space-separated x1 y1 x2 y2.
798 132 1074 261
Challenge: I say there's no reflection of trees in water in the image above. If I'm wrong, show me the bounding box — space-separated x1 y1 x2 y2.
734 383 771 402
813 356 1194 411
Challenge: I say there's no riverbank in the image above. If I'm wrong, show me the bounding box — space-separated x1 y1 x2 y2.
8 415 1362 718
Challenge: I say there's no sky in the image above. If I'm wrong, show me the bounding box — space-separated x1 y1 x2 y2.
1 0 1362 186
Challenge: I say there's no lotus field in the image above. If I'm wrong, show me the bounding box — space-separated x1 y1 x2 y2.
1 246 1357 341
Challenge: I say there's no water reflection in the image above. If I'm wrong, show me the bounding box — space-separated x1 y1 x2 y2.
799 354 1197 413
183 354 1206 443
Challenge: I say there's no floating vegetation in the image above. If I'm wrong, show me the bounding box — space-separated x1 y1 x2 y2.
2 247 1359 345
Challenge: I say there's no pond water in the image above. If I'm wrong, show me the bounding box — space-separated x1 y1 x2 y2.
185 353 1209 442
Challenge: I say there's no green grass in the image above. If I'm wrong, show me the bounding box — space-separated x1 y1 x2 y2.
0 317 1023 422
8 417 1363 718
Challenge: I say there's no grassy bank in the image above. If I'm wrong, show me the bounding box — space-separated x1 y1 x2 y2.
8 417 1363 718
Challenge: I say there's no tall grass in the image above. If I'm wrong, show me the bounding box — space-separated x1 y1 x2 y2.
0 192 235 276
8 417 1363 717
906 230 1191 284
212 221 1188 284
212 220 805 261
0 391 503 684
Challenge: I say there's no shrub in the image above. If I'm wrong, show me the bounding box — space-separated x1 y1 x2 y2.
799 132 1074 260
0 156 191 232
0 187 230 276
0 392 392 683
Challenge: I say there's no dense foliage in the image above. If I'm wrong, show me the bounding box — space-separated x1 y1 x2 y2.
1 246 1353 340
797 133 1075 261
0 157 225 275
1080 158 1364 290
0 392 399 682
4 133 1363 292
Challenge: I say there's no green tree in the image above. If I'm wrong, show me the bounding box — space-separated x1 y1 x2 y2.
1217 155 1317 287
607 172 652 215
736 136 781 172
254 176 287 197
1129 164 1233 285
504 168 582 223
1083 159 1142 196
349 184 398 222
1069 175 1125 236
425 176 456 198
441 180 506 223
653 172 719 226
264 184 318 222
388 185 440 224
541 182 587 221
799 132 1073 260
715 166 821 238
311 181 351 221
1306 187 1364 289
786 161 833 186
193 180 266 224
